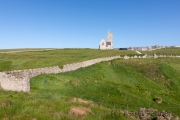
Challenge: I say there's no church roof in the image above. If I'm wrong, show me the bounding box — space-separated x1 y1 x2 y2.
106 42 111 47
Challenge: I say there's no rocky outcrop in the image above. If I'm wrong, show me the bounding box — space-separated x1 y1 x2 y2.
124 108 179 120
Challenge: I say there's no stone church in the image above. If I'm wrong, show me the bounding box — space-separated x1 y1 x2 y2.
99 31 113 50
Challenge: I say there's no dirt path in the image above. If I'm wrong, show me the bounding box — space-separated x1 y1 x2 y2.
136 50 142 54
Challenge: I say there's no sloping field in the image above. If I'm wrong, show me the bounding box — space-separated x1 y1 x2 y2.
0 49 136 72
0 57 180 119
142 47 180 55
0 48 56 52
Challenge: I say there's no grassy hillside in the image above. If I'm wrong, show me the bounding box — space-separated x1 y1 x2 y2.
0 58 180 119
0 49 136 72
142 47 180 55
0 48 55 52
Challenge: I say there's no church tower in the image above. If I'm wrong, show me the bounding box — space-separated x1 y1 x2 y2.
99 30 114 50
107 31 113 49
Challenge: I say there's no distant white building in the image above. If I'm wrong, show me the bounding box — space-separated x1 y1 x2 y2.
99 31 113 50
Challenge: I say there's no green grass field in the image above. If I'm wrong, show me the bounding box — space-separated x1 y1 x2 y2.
0 48 56 52
0 57 180 119
0 49 180 119
142 47 180 56
0 49 136 72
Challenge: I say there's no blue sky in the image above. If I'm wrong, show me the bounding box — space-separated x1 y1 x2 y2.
0 0 180 49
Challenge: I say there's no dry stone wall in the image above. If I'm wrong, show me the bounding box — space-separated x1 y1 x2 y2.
0 56 121 92
62 56 120 72
0 66 61 92
0 72 29 92
0 54 179 92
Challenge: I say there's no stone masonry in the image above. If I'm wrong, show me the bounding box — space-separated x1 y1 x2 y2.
0 54 179 92
0 56 120 92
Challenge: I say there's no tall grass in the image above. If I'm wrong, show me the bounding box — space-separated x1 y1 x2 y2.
0 58 180 119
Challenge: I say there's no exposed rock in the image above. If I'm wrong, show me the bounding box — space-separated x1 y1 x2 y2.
123 108 179 120
153 97 162 104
